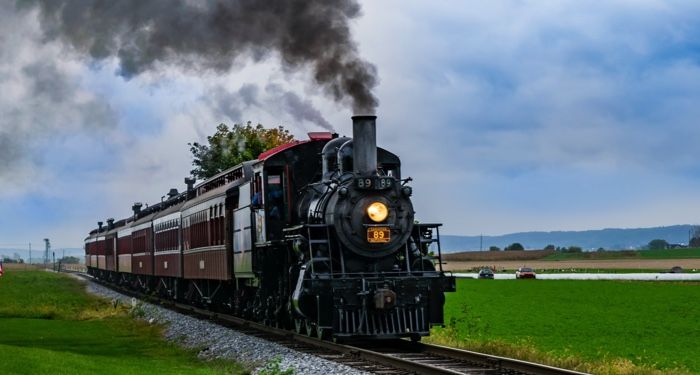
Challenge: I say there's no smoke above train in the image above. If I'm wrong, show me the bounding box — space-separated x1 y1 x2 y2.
24 0 378 114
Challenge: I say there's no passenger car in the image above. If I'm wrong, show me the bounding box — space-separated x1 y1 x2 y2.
478 268 494 279
515 267 536 279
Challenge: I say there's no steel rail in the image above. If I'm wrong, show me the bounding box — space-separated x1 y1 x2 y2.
391 341 589 375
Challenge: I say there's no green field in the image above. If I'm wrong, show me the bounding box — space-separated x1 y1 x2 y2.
429 279 700 374
543 248 700 261
0 271 246 375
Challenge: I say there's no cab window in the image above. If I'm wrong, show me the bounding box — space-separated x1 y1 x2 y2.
267 174 284 220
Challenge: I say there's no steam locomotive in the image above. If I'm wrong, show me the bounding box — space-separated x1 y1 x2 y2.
85 115 455 340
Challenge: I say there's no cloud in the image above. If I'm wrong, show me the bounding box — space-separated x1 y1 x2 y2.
204 82 334 131
354 1 700 233
360 1 700 172
5 0 700 246
0 3 117 194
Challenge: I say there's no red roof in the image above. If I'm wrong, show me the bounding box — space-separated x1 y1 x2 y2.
258 140 308 160
257 132 333 160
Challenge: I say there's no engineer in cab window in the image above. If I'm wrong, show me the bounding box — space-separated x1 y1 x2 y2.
267 175 283 219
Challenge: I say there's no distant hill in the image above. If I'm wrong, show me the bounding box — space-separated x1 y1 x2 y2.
441 225 695 252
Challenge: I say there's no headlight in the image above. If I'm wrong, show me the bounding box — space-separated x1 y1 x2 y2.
367 201 388 222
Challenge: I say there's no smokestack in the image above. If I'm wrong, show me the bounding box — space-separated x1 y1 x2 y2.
132 202 143 216
352 115 377 176
97 221 103 231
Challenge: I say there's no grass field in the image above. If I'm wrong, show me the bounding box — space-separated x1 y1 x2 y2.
428 279 700 374
0 270 246 375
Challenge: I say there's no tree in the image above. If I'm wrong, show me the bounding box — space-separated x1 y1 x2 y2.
690 226 700 247
648 239 669 250
505 242 524 251
489 246 501 252
189 122 295 180
544 244 556 251
567 246 583 253
691 237 700 248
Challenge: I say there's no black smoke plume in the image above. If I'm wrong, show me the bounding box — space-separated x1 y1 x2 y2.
21 0 379 113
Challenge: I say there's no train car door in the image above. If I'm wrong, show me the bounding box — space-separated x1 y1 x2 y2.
252 171 266 244
233 183 254 278
264 168 288 242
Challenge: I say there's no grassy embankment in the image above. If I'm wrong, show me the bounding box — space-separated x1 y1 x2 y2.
427 279 700 374
0 270 247 375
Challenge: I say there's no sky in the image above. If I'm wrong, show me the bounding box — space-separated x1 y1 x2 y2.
2 0 700 249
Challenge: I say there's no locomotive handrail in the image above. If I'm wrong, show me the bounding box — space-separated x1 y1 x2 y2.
417 223 444 273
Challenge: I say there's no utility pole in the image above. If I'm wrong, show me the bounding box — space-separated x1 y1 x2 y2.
480 234 483 251
43 238 50 269
29 242 31 265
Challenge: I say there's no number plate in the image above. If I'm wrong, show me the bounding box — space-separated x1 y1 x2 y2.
355 177 394 190
367 227 391 243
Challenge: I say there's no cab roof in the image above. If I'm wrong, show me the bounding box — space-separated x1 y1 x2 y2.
257 132 333 161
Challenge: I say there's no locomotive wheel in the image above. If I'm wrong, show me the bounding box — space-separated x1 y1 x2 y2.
294 319 304 334
305 321 316 337
316 327 331 340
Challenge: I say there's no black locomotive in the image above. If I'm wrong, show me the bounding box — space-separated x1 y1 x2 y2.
85 115 455 341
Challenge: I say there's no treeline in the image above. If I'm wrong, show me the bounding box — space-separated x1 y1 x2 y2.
1 257 24 263
487 243 583 252
1 256 81 264
444 248 556 262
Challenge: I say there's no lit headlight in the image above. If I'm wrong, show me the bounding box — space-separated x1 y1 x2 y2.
367 202 388 222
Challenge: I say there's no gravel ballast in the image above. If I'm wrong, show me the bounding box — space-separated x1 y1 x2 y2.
79 277 369 375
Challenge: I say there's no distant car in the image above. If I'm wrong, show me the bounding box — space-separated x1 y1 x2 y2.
516 267 536 279
478 268 494 279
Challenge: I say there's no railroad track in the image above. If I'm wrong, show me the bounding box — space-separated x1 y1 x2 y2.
73 272 588 375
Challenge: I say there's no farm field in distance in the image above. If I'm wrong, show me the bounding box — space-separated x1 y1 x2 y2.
543 248 700 261
427 279 700 374
0 270 246 375
442 247 700 272
442 258 700 273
